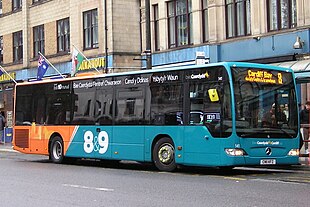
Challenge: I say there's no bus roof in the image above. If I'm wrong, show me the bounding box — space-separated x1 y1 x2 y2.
15 61 294 86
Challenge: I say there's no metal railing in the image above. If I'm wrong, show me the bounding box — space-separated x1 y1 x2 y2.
300 124 310 157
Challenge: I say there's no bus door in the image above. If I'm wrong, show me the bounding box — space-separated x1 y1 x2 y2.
183 68 232 166
183 82 220 165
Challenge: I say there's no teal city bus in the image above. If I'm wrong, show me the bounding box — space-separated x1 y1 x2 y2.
13 62 300 171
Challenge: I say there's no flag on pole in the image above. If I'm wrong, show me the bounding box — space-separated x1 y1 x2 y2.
37 55 49 80
71 47 85 76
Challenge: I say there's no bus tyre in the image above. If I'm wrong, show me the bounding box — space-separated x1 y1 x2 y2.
153 137 176 172
50 136 64 164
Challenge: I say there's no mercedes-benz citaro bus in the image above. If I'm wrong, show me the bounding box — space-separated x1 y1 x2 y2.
13 62 300 171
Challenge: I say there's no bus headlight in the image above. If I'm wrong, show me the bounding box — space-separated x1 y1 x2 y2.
225 148 247 156
287 149 299 156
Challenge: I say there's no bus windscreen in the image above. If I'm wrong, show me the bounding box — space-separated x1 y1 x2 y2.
232 67 298 138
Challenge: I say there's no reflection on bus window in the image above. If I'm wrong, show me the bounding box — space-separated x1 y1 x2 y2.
15 83 72 126
232 67 298 138
95 90 113 125
187 67 232 138
46 95 71 125
151 84 183 125
115 87 145 125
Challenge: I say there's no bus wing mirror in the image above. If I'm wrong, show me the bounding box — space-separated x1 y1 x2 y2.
208 89 219 102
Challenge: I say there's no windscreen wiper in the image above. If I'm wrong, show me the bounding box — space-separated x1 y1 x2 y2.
264 127 295 138
277 128 294 138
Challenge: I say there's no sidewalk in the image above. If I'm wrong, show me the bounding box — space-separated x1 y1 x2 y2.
1 142 309 167
299 157 310 166
0 142 15 152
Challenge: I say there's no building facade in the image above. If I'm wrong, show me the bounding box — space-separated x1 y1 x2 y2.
0 0 309 126
0 0 142 121
141 0 309 104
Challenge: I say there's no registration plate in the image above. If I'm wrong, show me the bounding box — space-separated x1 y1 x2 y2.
260 159 276 165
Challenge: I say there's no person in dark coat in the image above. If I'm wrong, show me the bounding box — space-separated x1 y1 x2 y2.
0 111 5 142
300 101 310 154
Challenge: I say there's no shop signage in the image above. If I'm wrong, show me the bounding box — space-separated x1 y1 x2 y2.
0 72 16 83
77 57 105 72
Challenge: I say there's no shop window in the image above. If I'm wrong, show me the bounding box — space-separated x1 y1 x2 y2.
0 36 3 64
202 0 209 42
33 25 44 57
33 0 44 4
153 4 160 51
57 18 70 53
167 0 193 48
13 31 23 62
0 0 2 15
83 9 98 49
267 0 297 31
225 0 251 38
13 0 22 11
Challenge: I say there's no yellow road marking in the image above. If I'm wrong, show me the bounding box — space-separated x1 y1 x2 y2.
224 176 247 181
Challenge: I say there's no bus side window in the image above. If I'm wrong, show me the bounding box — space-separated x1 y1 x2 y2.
115 88 145 125
15 111 25 125
51 101 65 125
151 84 183 125
94 100 102 117
95 91 113 125
15 97 32 126
72 89 96 125
34 96 46 125
45 94 72 125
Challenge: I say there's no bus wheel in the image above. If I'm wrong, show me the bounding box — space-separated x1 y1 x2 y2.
153 137 176 172
50 136 64 164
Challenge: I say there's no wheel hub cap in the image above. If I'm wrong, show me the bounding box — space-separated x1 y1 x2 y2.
158 145 174 164
53 141 62 159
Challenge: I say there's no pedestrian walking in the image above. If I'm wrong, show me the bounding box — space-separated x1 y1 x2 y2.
0 111 6 142
300 101 310 154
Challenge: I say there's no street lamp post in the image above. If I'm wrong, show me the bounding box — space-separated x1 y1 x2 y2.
104 0 108 73
145 0 152 69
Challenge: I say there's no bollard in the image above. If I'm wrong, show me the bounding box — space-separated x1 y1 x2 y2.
0 127 3 144
300 126 310 156
302 140 310 164
3 127 5 144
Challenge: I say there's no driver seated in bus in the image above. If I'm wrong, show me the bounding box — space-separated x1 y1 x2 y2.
262 103 287 127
